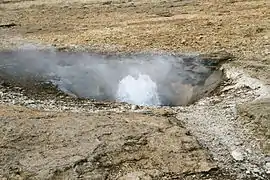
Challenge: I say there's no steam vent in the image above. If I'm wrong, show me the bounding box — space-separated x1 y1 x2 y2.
0 50 232 106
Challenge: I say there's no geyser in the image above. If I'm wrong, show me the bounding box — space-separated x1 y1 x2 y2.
0 49 228 106
117 74 161 106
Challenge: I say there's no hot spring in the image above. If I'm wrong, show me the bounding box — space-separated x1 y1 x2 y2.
0 48 228 106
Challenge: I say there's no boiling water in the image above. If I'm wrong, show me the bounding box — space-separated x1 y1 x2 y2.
116 74 161 106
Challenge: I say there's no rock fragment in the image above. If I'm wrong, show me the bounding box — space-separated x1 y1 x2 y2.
231 150 244 161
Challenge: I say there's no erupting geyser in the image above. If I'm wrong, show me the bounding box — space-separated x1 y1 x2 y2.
116 74 161 106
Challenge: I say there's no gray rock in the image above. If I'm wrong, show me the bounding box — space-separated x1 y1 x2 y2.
265 156 270 162
131 104 139 110
253 168 261 173
265 162 270 171
231 150 244 161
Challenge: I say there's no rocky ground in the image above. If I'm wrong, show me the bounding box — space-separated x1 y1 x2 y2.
0 0 270 180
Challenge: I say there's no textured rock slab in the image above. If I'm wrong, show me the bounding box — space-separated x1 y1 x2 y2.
0 104 215 179
237 98 270 155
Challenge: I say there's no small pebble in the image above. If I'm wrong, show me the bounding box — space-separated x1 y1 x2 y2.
265 162 270 170
231 150 244 161
131 104 139 110
253 168 260 173
265 156 270 162
246 148 252 154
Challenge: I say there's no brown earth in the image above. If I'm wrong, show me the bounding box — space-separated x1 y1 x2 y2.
237 99 270 156
0 0 269 82
0 104 219 179
0 0 270 180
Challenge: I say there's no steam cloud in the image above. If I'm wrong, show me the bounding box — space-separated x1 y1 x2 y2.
0 46 217 106
117 74 161 106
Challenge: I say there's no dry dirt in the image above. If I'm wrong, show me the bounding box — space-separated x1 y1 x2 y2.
0 104 218 179
0 0 270 180
0 0 269 82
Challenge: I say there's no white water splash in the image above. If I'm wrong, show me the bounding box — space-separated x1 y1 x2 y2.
116 74 161 106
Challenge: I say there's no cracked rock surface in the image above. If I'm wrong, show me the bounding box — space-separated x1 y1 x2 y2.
0 105 215 180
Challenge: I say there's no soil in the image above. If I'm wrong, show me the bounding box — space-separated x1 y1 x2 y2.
0 0 270 180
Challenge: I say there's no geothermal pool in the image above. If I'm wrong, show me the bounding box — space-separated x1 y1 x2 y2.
0 49 224 106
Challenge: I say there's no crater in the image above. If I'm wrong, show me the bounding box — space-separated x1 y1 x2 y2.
0 49 231 106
